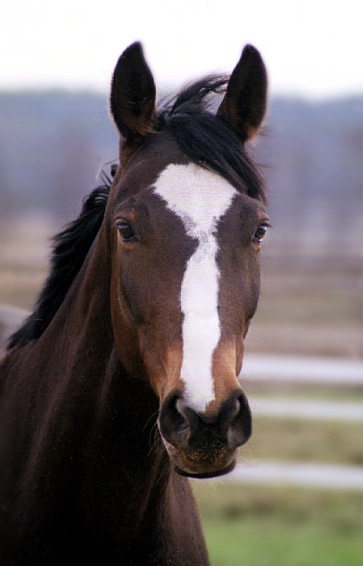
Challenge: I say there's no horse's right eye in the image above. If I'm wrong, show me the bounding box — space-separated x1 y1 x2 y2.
116 220 136 242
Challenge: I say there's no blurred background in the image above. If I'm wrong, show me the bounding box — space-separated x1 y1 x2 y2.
1 1 362 564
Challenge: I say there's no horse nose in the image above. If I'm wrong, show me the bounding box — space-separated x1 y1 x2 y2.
159 389 252 451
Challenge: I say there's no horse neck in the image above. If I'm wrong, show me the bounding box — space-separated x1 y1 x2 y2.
18 220 171 523
35 216 162 456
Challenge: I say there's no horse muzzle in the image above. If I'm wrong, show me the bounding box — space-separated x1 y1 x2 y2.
158 388 252 478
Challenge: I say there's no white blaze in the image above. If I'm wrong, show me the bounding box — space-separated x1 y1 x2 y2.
154 163 237 412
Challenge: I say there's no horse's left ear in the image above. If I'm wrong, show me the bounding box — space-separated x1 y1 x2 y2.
110 42 156 143
217 44 268 141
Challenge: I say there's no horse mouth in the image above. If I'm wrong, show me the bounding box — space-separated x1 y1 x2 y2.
173 459 237 479
161 429 240 480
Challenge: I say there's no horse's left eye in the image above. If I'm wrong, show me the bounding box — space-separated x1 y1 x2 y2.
253 222 269 243
117 220 136 242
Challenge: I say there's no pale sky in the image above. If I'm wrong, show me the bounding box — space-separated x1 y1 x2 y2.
1 0 362 99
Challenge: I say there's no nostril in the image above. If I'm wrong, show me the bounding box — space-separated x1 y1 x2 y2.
159 391 189 447
229 397 242 421
227 392 252 450
219 393 242 435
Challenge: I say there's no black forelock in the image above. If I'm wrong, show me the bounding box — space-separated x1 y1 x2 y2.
157 76 266 203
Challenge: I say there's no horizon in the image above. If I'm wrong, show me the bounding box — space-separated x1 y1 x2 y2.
0 86 362 105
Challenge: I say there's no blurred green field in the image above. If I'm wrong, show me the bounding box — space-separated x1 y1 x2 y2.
196 402 363 565
193 412 363 564
243 417 363 466
194 484 363 566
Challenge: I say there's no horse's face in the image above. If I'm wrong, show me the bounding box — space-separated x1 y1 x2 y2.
108 43 268 478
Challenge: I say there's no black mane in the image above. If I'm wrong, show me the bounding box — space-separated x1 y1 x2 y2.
8 182 110 349
157 76 266 202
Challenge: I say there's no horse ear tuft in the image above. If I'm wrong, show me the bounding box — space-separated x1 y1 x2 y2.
110 42 156 142
217 44 268 141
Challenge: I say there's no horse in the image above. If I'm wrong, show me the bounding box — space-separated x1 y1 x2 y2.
0 42 268 565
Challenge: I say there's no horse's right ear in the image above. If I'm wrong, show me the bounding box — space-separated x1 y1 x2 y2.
110 42 156 143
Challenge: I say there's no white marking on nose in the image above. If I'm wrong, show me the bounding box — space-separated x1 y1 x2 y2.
154 163 237 413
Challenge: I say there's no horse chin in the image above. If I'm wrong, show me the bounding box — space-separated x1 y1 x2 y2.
173 459 237 480
163 439 238 479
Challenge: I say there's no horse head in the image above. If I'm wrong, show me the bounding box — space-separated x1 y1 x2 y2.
108 42 268 478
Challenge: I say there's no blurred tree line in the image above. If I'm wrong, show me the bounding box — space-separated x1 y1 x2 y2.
0 91 362 264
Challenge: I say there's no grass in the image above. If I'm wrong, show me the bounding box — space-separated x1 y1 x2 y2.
193 484 363 566
244 417 363 466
